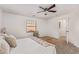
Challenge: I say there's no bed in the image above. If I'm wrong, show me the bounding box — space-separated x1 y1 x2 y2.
10 37 56 54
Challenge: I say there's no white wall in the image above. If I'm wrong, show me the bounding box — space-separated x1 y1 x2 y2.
3 12 49 38
68 12 79 47
3 13 27 38
47 18 59 38
37 19 50 37
0 9 3 31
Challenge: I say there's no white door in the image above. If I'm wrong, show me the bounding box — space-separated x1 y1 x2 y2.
58 17 69 43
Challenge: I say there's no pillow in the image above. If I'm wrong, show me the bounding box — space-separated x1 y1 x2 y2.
4 34 17 48
0 38 10 54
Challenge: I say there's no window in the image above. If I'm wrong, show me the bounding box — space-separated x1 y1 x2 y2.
26 20 37 32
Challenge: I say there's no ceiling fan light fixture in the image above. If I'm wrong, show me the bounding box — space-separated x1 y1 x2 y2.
37 4 56 14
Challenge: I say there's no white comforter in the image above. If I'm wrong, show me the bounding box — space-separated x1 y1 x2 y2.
10 38 56 54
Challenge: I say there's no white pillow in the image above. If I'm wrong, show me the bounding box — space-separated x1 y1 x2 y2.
0 38 10 54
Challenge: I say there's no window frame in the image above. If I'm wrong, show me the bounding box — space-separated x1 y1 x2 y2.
26 20 37 32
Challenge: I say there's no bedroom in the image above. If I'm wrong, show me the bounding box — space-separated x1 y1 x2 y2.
0 4 79 54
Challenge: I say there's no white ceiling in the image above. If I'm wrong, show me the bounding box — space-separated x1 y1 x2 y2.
0 4 79 19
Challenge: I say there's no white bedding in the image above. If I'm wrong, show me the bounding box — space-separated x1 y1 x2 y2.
10 38 56 54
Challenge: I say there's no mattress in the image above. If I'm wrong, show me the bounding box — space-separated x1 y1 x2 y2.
10 38 56 54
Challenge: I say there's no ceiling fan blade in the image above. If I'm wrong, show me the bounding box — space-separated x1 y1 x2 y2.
48 10 56 12
37 11 45 13
39 6 45 10
47 4 55 11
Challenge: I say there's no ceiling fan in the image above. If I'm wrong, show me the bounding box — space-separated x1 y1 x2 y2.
37 4 56 15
